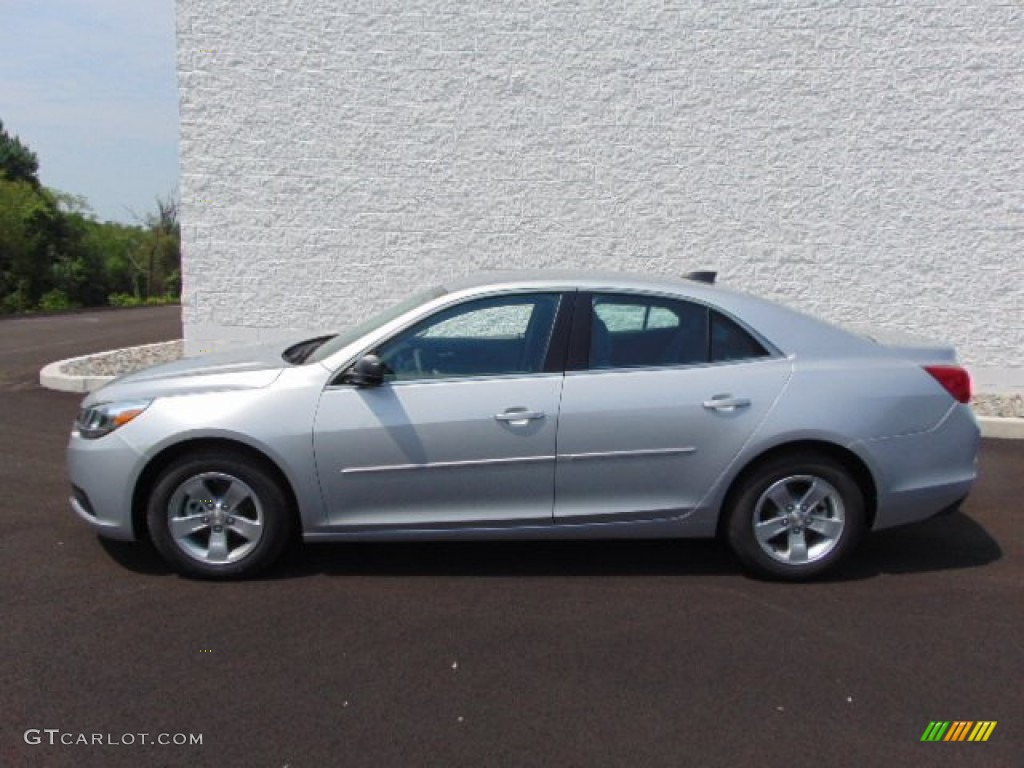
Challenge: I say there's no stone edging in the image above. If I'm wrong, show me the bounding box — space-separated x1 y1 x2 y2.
39 341 183 394
975 417 1024 440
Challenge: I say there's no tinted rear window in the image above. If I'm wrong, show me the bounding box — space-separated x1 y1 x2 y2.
710 310 769 362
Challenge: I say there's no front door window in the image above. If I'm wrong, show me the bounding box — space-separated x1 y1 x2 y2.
375 293 561 381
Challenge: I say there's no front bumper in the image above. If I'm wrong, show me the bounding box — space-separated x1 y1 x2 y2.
66 429 145 541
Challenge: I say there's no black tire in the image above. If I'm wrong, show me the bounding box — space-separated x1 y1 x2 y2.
146 451 292 580
725 452 865 581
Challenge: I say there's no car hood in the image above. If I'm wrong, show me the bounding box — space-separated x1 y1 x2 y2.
82 341 294 406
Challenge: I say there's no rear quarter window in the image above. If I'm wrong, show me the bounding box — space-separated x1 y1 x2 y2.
711 310 770 362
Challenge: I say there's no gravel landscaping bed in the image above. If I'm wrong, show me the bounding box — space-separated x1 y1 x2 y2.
972 392 1023 418
59 340 184 377
54 341 1022 418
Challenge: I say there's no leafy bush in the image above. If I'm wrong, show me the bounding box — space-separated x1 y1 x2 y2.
38 289 75 311
1 280 33 313
107 292 140 307
108 293 179 308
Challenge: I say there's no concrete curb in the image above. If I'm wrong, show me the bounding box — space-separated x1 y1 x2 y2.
39 345 1024 439
39 341 181 394
39 358 115 393
976 416 1024 440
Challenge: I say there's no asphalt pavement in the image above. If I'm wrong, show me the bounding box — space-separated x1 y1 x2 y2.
1 307 1020 768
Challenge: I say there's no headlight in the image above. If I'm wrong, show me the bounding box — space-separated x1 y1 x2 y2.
75 400 152 439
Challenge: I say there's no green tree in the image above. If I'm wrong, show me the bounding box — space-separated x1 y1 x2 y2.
84 219 148 298
0 118 181 313
49 211 111 308
0 178 51 311
0 119 40 187
129 193 181 299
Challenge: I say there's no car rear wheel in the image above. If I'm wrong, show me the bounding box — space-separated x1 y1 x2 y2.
725 453 865 580
147 451 291 579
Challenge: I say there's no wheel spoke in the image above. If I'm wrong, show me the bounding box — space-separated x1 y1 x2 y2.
228 515 261 542
754 517 789 544
806 514 844 539
207 529 230 562
766 483 798 512
179 475 214 501
168 513 209 540
787 528 809 562
797 480 830 512
221 480 252 512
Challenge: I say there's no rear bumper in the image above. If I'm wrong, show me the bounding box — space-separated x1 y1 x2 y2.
857 404 980 531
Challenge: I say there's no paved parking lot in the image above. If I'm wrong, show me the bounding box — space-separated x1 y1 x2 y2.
1 308 1020 767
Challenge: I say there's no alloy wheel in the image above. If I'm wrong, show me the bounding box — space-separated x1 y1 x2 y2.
751 474 846 566
165 472 265 565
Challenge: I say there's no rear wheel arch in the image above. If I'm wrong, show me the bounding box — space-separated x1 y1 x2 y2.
716 440 878 538
132 438 302 545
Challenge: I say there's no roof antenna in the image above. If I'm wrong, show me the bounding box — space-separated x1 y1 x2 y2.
685 270 717 284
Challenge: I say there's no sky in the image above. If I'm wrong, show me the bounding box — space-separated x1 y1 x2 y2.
0 0 178 224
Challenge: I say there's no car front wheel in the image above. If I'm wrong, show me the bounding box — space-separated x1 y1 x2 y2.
725 453 865 581
146 451 291 579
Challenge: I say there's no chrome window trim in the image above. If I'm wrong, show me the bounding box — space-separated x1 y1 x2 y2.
325 370 566 390
565 355 787 377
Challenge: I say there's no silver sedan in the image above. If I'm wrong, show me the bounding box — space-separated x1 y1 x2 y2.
68 271 980 580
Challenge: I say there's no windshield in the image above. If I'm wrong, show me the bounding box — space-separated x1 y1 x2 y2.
305 286 448 364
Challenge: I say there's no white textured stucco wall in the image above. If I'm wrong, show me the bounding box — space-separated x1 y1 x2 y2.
177 1 1022 383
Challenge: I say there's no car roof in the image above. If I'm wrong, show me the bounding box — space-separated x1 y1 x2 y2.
443 269 727 299
441 269 788 323
441 269 877 360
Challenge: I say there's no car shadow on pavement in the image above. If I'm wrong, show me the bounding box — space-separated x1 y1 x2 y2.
99 534 740 579
96 509 1002 582
843 509 1002 577
277 508 1002 581
286 538 740 579
98 537 173 576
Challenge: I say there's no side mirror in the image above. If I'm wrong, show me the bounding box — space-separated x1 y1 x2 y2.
341 354 385 387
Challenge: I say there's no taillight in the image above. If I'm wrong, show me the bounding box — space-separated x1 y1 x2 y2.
924 365 971 404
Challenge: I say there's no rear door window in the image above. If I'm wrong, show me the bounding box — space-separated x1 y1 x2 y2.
588 294 709 369
584 295 772 369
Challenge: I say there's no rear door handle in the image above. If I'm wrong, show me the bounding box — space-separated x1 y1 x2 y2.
702 396 751 412
494 409 546 425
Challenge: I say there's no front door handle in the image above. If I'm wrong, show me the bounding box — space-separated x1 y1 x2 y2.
494 408 546 425
702 395 751 412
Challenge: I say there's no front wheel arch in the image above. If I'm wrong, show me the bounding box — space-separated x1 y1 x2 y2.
132 438 301 545
145 448 295 579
